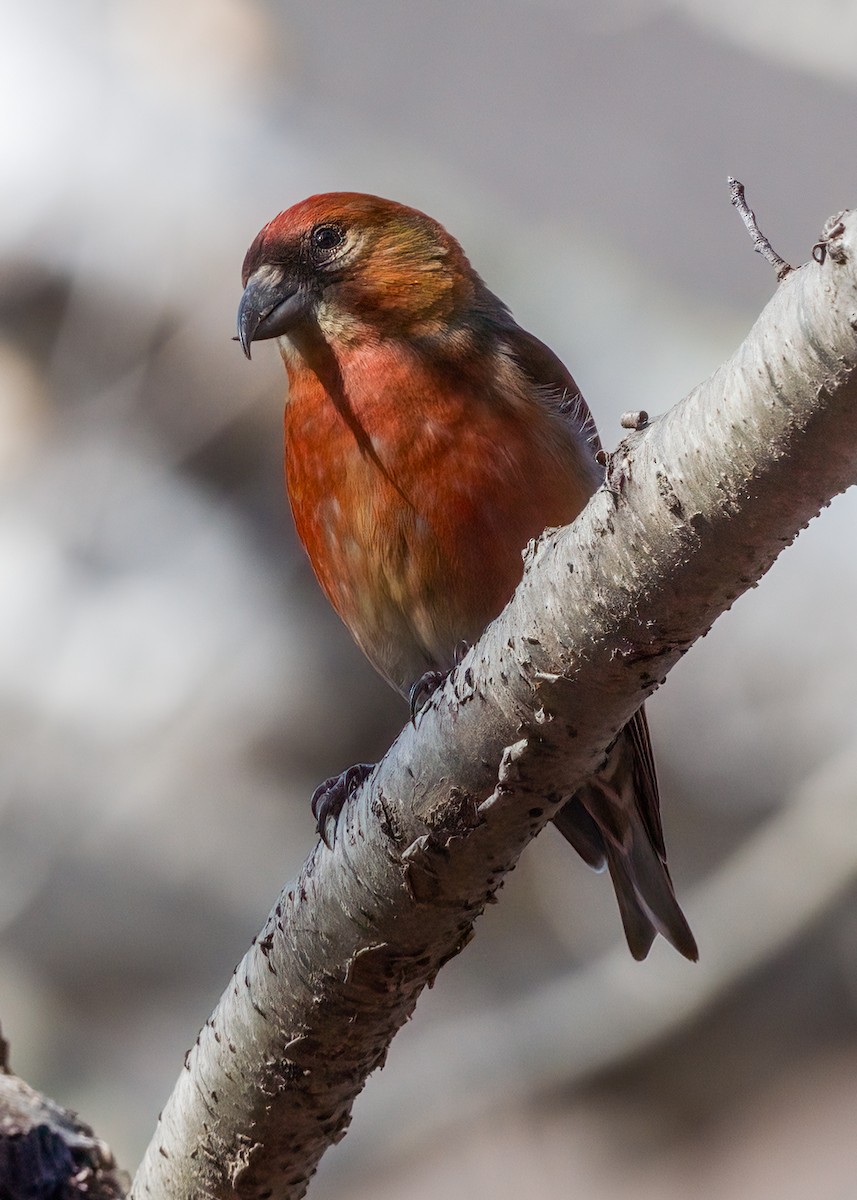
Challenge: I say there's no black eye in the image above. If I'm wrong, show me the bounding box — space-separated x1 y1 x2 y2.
310 224 345 254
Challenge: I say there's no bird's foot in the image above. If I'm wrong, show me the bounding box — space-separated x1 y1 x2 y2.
408 641 471 722
311 762 374 847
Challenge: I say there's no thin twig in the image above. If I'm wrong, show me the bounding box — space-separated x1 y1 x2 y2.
728 177 793 281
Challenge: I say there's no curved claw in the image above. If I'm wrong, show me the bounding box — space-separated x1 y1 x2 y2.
408 670 447 723
311 762 374 847
453 639 471 666
408 643 472 723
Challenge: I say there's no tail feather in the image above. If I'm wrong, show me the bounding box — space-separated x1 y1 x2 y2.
552 709 698 962
603 849 658 961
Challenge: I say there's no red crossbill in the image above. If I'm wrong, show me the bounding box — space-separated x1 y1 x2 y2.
237 193 697 962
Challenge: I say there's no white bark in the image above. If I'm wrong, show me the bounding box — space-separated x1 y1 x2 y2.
131 211 857 1200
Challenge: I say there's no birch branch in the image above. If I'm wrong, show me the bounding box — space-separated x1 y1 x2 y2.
344 736 857 1165
131 208 857 1200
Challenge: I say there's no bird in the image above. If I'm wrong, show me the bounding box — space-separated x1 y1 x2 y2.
237 192 697 962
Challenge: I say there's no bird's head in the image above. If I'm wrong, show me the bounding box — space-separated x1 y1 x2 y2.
237 193 481 358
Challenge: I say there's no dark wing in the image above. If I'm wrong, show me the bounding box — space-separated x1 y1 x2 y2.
503 325 602 458
498 316 695 960
625 705 665 857
554 714 698 962
501 327 695 960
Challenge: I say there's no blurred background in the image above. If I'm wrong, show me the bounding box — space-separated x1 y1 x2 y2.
2 1 857 1196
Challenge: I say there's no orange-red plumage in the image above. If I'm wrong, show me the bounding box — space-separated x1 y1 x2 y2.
283 337 596 691
238 193 697 961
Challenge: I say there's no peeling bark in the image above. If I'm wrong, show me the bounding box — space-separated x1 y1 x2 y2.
124 210 857 1200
